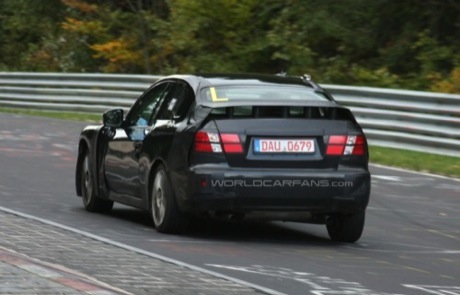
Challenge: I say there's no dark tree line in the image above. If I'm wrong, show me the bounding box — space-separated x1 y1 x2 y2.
0 0 458 92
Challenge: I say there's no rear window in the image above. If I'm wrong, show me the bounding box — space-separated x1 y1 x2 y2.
200 86 330 103
207 106 354 120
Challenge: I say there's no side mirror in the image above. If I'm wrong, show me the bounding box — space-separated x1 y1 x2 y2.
103 109 124 128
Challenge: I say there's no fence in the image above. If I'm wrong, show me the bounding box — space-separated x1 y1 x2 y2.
1 72 459 157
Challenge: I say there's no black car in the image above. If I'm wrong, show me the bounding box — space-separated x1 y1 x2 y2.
75 73 370 242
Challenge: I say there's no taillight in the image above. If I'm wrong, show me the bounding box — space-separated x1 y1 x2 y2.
326 135 366 156
194 131 243 154
220 133 243 153
194 131 222 153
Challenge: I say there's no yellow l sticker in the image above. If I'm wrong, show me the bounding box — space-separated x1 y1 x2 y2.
210 87 228 102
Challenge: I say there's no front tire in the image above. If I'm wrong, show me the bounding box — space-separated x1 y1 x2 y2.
326 210 365 243
151 165 188 233
81 152 113 213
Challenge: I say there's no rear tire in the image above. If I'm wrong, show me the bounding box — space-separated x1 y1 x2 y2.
151 165 188 233
326 210 365 243
81 152 113 213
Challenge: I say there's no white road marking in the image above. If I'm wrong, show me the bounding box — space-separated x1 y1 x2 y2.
403 285 460 295
370 164 460 182
372 175 401 181
435 184 460 191
148 239 233 244
0 206 285 295
206 264 403 295
354 241 450 250
343 248 460 255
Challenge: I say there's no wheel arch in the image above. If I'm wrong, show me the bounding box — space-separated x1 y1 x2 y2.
147 158 169 208
75 138 90 196
75 126 102 198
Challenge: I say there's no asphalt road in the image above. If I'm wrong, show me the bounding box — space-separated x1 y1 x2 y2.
0 113 459 295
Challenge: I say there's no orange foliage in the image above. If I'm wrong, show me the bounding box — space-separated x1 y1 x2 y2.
61 17 104 35
22 47 61 71
90 39 143 72
61 17 84 31
431 68 460 94
61 0 97 13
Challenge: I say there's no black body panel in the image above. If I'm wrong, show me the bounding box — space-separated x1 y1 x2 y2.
185 164 370 217
75 73 371 224
76 125 106 198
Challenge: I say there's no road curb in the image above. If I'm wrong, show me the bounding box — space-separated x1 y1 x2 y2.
0 246 131 295
0 206 286 295
369 163 460 182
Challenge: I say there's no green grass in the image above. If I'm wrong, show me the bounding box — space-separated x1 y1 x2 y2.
0 107 458 178
369 146 460 178
0 107 101 123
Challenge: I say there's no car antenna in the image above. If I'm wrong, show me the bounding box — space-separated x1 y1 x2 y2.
301 73 323 91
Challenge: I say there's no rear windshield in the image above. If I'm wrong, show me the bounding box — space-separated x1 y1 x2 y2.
200 86 331 103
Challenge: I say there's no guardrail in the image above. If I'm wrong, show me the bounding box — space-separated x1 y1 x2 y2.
1 72 459 157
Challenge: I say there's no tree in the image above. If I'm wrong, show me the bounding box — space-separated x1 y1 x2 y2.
164 0 283 73
0 0 458 93
0 0 63 71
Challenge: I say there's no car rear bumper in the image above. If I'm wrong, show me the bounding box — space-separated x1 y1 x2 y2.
178 165 370 216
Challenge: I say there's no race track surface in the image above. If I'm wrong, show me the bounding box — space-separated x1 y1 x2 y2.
1 113 459 295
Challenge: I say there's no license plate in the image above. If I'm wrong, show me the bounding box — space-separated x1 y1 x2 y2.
254 138 315 153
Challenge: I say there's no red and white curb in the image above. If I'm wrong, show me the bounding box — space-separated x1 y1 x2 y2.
0 206 286 295
0 247 132 295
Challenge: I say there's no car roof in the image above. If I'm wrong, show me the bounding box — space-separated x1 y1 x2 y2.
155 73 339 108
157 73 319 92
197 73 312 88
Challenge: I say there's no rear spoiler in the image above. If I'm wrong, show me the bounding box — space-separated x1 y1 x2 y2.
197 100 342 108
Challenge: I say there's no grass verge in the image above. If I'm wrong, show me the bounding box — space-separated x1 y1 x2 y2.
369 146 460 178
0 107 458 178
0 107 100 122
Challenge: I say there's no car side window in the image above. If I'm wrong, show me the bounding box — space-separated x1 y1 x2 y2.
126 83 170 127
174 84 194 120
155 82 194 121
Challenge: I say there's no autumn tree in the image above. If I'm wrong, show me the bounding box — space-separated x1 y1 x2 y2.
0 0 459 93
0 0 63 71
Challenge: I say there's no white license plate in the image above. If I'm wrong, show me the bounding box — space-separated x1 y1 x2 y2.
254 138 315 153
